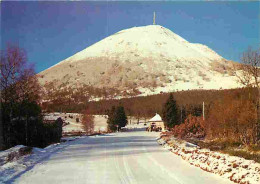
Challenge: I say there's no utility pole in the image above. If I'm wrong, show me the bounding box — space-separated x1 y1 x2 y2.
203 102 205 121
153 12 156 25
180 106 183 123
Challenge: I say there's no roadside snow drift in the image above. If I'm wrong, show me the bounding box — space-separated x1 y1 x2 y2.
158 136 260 184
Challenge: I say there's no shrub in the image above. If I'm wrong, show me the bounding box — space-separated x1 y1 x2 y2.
40 117 63 147
172 115 205 139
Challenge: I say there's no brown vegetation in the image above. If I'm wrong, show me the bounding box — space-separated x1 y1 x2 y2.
81 109 94 134
169 87 257 147
172 115 205 139
206 91 257 145
233 47 260 144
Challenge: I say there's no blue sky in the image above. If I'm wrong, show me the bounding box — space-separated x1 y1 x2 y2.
1 1 259 73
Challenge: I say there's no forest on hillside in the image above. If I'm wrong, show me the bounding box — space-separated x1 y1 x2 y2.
42 87 257 118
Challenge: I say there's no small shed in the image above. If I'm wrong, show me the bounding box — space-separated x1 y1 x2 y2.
43 115 64 125
148 113 165 131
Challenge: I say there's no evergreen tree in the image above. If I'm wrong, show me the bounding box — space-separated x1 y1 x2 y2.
107 106 117 132
116 106 128 129
162 94 180 129
107 106 128 132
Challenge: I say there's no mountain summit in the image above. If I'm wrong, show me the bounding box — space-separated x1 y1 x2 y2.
38 25 239 97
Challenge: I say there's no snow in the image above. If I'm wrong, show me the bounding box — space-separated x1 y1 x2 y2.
44 113 83 133
38 25 241 98
93 115 108 132
0 137 86 183
0 143 60 183
43 113 108 133
149 113 163 122
125 122 148 131
137 71 241 97
158 136 260 184
0 145 27 166
61 25 223 64
2 131 233 184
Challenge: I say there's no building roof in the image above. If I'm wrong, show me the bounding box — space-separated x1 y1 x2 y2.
43 115 63 121
148 113 163 122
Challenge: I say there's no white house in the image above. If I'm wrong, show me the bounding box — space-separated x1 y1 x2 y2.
148 113 165 131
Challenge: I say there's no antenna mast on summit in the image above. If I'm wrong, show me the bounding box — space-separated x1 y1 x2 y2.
153 12 156 25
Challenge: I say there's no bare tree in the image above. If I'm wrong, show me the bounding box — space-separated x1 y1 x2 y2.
1 46 26 102
0 44 41 149
81 109 94 134
234 47 260 143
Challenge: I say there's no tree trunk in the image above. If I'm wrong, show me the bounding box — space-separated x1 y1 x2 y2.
26 114 28 146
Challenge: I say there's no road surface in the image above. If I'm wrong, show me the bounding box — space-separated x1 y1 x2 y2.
13 131 233 184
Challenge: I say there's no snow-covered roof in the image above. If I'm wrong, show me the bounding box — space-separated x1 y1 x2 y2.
43 115 62 121
148 113 163 122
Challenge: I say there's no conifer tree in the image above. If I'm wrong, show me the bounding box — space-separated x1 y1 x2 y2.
116 106 128 129
107 105 128 132
162 93 179 129
107 106 117 132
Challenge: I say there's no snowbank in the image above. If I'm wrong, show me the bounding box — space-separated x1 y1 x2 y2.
0 136 83 183
0 145 31 166
158 136 260 184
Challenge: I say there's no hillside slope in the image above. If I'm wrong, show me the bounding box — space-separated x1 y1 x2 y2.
38 25 240 98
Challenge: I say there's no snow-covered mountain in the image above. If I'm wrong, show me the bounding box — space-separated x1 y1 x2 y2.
38 25 240 97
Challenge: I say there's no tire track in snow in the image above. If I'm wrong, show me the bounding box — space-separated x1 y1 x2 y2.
141 138 184 184
122 142 138 184
112 141 129 184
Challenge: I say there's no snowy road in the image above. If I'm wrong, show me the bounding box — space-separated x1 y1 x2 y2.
12 131 233 184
